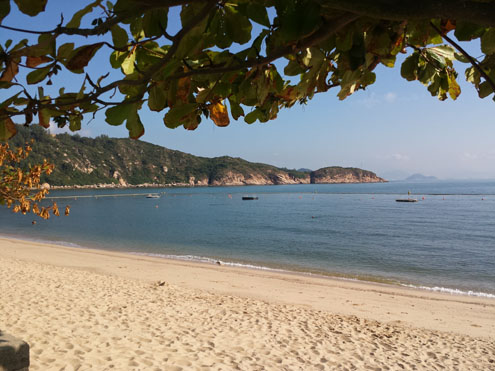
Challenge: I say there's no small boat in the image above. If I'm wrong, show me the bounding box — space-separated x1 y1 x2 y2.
146 194 160 199
242 196 258 200
396 198 418 202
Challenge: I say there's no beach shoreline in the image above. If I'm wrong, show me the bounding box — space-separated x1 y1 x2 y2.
1 236 494 369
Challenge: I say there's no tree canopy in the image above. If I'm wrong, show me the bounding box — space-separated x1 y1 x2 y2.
0 0 494 141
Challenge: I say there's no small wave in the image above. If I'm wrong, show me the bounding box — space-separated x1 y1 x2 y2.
401 284 495 299
130 252 291 273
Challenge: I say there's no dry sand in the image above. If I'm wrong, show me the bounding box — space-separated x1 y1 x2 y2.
0 237 494 370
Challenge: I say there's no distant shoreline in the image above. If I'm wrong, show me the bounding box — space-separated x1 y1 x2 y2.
46 179 387 190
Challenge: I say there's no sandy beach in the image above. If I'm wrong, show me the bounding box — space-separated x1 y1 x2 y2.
0 237 494 370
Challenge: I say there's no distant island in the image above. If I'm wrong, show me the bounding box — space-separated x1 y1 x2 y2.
405 173 438 182
11 125 386 188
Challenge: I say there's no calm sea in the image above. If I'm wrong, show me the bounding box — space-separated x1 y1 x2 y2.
1 181 494 298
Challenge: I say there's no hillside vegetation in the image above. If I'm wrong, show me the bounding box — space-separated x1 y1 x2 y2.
9 126 385 187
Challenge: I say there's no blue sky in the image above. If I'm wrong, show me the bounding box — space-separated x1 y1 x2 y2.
2 1 495 179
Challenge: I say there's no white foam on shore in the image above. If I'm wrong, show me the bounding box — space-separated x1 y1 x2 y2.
401 284 495 299
132 252 495 299
130 252 291 273
3 235 494 300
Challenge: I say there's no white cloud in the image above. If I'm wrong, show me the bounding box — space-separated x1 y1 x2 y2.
462 152 478 160
48 120 91 137
358 92 398 108
391 153 410 161
384 92 397 103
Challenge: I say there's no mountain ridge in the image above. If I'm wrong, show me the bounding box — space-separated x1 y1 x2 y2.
9 125 386 187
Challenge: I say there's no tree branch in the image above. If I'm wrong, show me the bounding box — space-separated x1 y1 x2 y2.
316 0 495 27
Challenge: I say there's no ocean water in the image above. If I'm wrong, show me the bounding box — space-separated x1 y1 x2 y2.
1 181 494 298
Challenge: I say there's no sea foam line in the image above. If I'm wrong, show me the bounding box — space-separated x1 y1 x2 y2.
131 252 495 299
130 252 291 273
400 284 495 299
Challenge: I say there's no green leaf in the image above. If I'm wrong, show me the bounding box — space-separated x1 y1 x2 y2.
110 50 128 69
66 0 101 28
148 84 167 111
478 81 493 99
143 8 168 37
481 29 495 55
0 0 10 22
454 22 485 42
130 16 144 40
126 109 144 139
425 49 446 68
36 33 56 56
228 98 244 120
163 103 197 129
26 66 51 84
0 81 13 89
121 50 136 75
105 103 136 126
0 116 17 141
57 43 74 60
13 0 46 16
454 52 470 63
225 6 252 45
111 25 128 49
336 30 353 52
38 108 50 128
428 45 455 61
400 53 419 81
69 116 82 131
276 0 321 42
66 43 104 72
238 3 269 27
244 108 261 124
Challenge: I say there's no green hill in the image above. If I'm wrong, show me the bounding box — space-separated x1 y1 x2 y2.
8 125 385 187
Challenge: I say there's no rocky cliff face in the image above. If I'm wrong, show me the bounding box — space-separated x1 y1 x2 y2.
207 171 311 186
11 125 386 187
310 167 385 184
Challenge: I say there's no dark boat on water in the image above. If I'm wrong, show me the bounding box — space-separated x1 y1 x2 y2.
242 196 258 200
396 198 418 202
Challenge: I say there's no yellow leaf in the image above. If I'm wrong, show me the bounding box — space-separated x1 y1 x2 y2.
209 102 230 127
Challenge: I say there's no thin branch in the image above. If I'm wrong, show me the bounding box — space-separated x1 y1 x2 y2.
430 22 495 93
0 24 50 35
